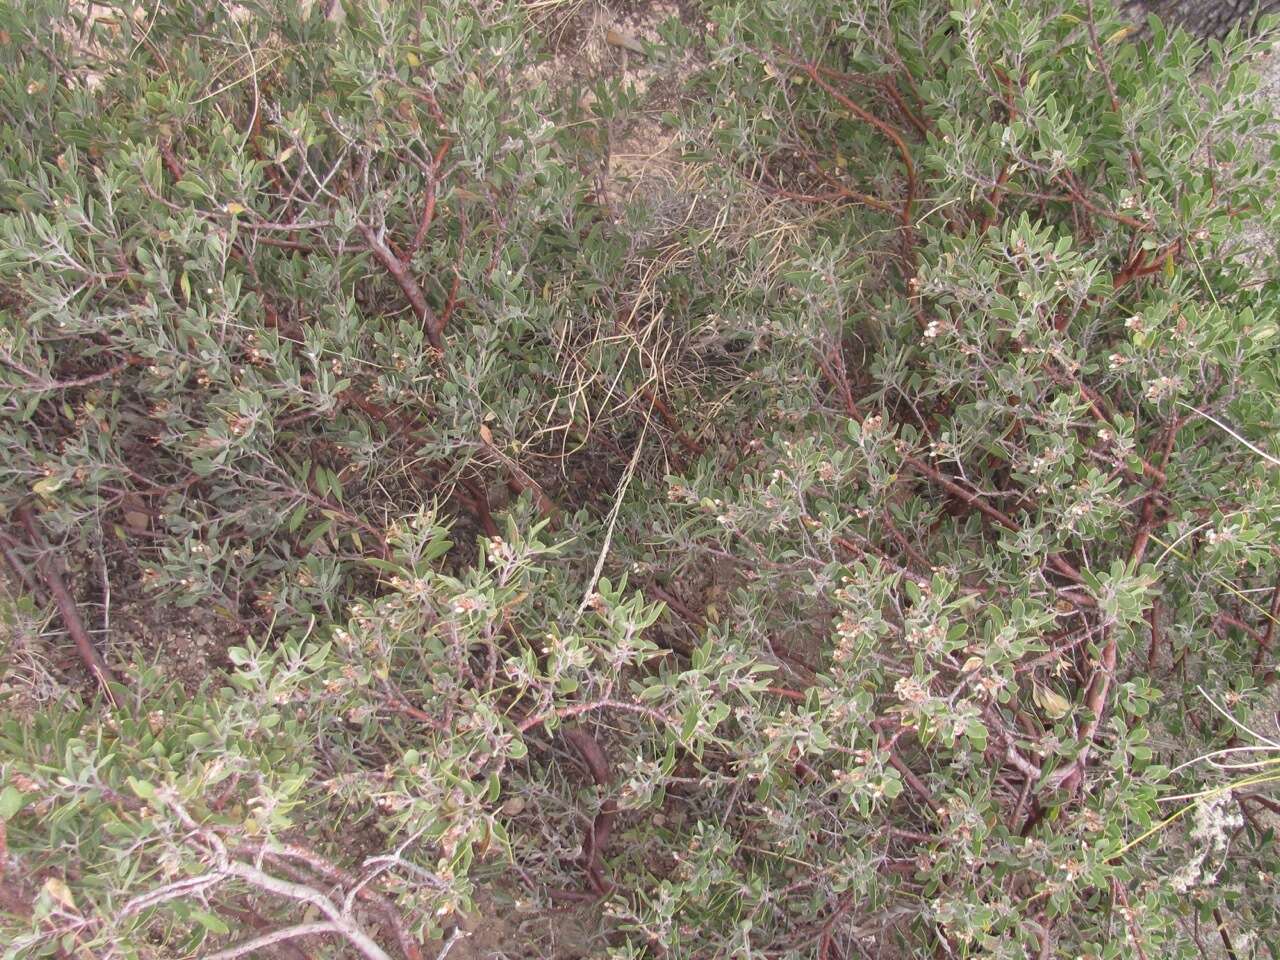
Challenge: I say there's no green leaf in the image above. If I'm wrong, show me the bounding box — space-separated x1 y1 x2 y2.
0 785 28 820
191 908 230 935
174 178 208 198
287 503 308 533
682 708 699 741
32 475 65 497
301 519 334 548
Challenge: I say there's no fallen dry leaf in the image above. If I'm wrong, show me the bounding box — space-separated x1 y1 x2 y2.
605 28 646 55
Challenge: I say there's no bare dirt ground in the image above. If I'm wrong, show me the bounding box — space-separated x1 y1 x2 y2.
526 0 709 216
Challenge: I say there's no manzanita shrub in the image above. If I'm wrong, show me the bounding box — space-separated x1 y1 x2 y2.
1 0 1278 957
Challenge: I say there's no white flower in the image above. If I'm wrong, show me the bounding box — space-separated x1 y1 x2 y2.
894 676 930 705
1144 375 1182 403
